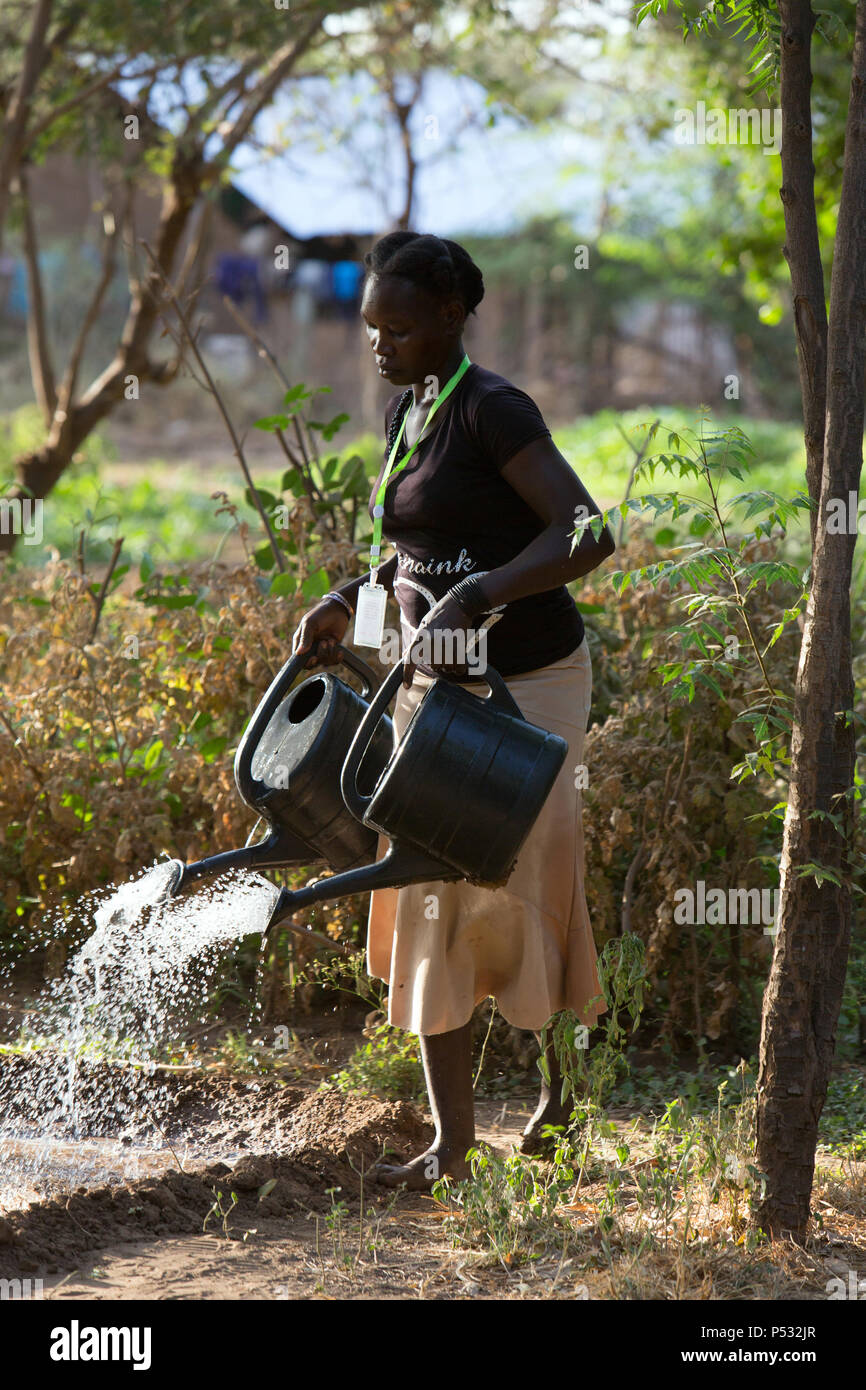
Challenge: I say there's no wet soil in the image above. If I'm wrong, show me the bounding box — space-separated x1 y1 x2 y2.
2 1048 864 1301
0 1053 433 1279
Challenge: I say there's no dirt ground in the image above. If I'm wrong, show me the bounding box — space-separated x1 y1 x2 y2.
0 1047 570 1298
1 1047 864 1302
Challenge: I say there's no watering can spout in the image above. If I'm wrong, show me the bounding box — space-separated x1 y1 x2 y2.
166 826 314 898
264 838 463 940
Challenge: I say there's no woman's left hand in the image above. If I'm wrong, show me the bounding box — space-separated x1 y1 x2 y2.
402 593 477 688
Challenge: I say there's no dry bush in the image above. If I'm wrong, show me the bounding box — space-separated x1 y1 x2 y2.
575 528 807 1052
2 520 860 1055
0 548 361 966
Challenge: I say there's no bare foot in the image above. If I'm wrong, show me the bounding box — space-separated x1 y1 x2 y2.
519 1094 573 1156
372 1147 472 1190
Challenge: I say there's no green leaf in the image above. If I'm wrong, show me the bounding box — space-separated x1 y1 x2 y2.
695 668 725 699
339 454 365 485
320 455 341 485
245 487 277 513
143 594 196 609
252 542 276 572
269 572 296 598
689 512 714 538
793 862 843 890
280 468 306 496
143 739 163 770
254 414 290 432
321 412 349 441
301 568 330 600
200 736 228 762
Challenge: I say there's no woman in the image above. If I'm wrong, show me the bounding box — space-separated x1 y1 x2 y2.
291 232 615 1189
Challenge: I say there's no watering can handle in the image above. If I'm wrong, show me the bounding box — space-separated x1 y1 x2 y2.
340 660 523 822
235 641 379 804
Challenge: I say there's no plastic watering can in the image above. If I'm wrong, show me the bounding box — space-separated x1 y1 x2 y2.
163 642 568 942
166 643 392 894
260 657 568 937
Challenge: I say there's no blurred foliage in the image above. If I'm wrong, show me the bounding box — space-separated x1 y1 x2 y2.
577 516 865 1053
329 1019 426 1102
2 359 863 1072
0 376 386 973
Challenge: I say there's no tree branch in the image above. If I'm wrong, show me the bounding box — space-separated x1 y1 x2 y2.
88 535 124 642
0 0 53 250
141 238 287 573
26 1 201 146
16 162 57 424
53 190 126 437
217 294 334 535
778 0 828 549
217 16 326 163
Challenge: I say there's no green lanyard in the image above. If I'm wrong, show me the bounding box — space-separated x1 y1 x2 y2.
368 353 471 582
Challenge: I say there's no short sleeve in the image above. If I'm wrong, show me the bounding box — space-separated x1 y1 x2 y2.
471 384 552 471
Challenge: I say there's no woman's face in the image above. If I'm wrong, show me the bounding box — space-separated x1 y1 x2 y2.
360 273 464 386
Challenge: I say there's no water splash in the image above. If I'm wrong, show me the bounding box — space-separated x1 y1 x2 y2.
0 862 280 1208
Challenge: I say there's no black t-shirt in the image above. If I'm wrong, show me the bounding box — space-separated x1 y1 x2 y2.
367 363 585 678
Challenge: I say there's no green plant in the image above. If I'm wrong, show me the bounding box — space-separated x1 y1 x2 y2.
539 933 648 1188
215 1030 287 1076
248 381 378 599
432 1146 573 1270
203 1187 238 1238
818 1068 866 1160
578 415 814 778
573 413 865 1047
322 1186 352 1268
292 947 386 1013
329 1021 426 1102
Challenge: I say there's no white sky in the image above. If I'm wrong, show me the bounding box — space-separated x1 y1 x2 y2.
229 70 608 238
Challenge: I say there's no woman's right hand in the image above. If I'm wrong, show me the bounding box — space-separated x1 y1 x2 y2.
291 597 351 668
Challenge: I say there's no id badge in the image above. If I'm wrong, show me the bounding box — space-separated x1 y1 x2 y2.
353 580 388 648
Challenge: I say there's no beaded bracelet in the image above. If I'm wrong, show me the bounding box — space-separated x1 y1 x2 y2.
448 573 492 619
325 590 354 618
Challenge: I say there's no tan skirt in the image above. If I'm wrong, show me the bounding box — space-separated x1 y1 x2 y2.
366 636 607 1037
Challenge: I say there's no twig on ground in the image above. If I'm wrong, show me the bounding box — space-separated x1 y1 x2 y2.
88 536 124 642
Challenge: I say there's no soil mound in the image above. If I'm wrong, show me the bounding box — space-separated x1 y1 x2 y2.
0 1055 433 1279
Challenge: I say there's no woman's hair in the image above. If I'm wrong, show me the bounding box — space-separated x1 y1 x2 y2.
363 232 484 316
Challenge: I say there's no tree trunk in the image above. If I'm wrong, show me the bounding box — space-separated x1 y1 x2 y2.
0 0 53 254
753 0 866 1242
778 0 828 546
0 21 325 554
0 152 201 553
